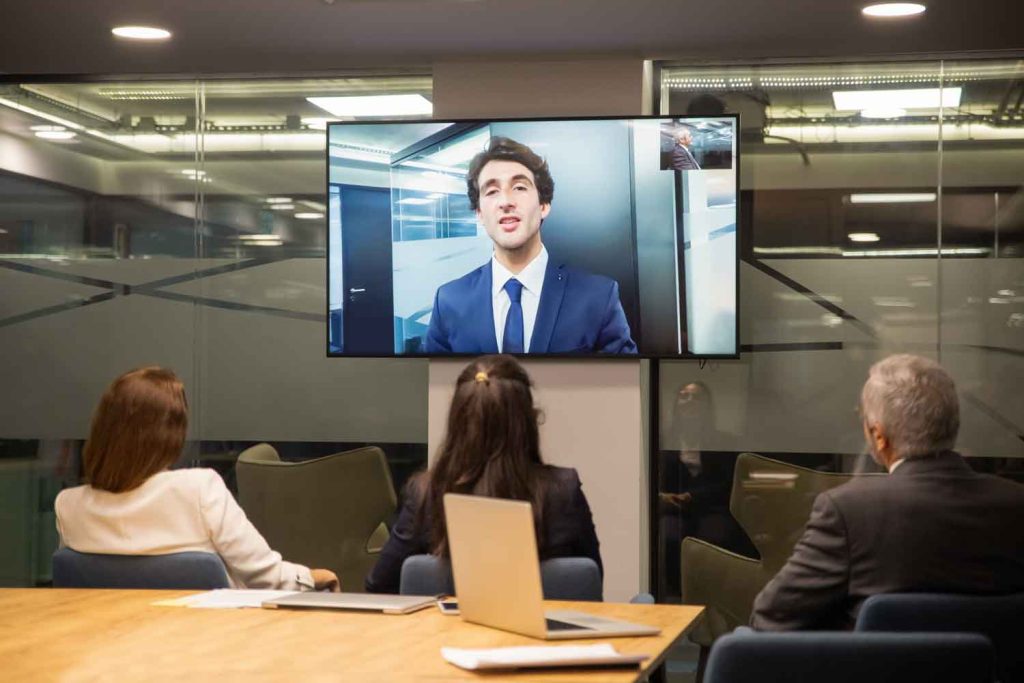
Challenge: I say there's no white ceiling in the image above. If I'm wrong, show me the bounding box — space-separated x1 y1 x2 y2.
1 0 1022 77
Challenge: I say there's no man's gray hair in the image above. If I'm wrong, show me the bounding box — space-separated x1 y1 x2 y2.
860 354 960 458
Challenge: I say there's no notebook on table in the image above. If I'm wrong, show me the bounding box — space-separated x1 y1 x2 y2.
262 592 435 614
443 493 661 640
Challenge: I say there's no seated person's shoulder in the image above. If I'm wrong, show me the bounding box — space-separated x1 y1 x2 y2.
155 468 229 502
539 465 584 495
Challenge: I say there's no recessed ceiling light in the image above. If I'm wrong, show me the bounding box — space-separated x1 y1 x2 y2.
265 197 292 204
848 232 881 242
112 25 172 40
307 94 432 118
860 107 907 119
862 3 926 17
294 212 324 220
180 169 207 178
268 204 296 211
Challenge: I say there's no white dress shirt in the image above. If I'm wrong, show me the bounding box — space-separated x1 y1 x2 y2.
55 468 314 590
492 245 548 353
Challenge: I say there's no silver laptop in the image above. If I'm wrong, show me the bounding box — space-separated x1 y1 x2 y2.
262 592 434 614
443 493 660 640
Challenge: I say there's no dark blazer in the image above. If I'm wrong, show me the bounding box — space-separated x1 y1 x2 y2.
751 451 1024 631
365 466 603 594
671 144 700 171
424 260 637 354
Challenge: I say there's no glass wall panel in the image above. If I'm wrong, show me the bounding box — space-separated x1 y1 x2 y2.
937 59 1024 471
0 74 433 587
655 58 1024 604
0 80 201 585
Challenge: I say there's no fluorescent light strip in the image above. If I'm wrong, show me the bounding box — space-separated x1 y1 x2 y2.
848 232 880 242
754 246 989 257
832 87 961 110
844 247 990 257
849 193 936 203
307 94 432 118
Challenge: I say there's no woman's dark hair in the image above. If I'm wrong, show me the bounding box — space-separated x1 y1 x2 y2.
466 136 555 211
83 366 188 493
421 354 550 556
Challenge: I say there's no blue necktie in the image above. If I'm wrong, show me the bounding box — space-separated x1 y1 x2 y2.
502 278 524 354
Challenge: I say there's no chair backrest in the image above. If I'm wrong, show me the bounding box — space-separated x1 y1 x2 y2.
730 452 866 576
705 631 995 683
399 554 603 601
400 554 455 596
52 548 230 589
856 592 1024 683
235 444 396 592
681 453 868 645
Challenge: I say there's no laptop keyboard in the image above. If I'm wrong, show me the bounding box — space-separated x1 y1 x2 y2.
546 618 593 631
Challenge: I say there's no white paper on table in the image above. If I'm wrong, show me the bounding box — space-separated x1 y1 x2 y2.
153 589 297 609
441 643 648 671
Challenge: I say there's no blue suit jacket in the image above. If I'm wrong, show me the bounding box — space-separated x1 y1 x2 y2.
425 260 637 354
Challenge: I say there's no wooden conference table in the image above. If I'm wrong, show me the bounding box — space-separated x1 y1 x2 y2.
0 589 704 682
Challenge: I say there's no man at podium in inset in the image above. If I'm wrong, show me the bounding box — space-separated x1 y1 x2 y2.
425 136 637 355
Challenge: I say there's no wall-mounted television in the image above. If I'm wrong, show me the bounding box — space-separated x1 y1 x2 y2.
327 115 739 358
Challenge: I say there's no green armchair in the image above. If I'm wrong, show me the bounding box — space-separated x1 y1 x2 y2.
235 444 396 592
681 452 872 646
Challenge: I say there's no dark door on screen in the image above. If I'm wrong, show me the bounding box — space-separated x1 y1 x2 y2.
340 185 394 354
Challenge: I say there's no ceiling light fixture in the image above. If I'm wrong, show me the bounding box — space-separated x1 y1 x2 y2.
849 192 937 203
294 212 324 220
307 94 433 118
268 204 296 211
848 232 881 242
32 125 77 140
833 87 960 111
862 3 926 17
859 107 907 119
112 26 172 40
265 197 292 204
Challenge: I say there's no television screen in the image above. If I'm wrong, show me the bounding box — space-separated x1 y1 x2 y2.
327 115 739 358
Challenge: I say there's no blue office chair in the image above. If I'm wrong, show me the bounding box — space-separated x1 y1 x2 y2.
399 554 603 601
856 592 1024 683
52 547 230 589
704 631 995 683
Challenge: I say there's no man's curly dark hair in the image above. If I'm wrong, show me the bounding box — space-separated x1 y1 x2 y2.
466 136 555 211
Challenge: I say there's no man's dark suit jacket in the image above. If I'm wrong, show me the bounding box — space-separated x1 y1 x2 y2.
365 466 603 594
424 259 637 354
752 450 1024 631
671 144 700 171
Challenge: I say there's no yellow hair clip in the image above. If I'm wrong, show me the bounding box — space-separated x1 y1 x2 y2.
474 371 489 383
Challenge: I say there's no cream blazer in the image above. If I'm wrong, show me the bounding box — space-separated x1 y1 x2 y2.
56 468 313 590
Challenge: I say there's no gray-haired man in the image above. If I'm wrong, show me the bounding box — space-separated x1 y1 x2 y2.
751 354 1024 631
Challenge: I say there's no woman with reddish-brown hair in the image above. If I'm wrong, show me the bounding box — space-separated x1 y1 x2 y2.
56 366 339 591
365 354 602 593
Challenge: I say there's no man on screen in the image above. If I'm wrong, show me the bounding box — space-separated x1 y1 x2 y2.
670 128 701 171
425 136 637 354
